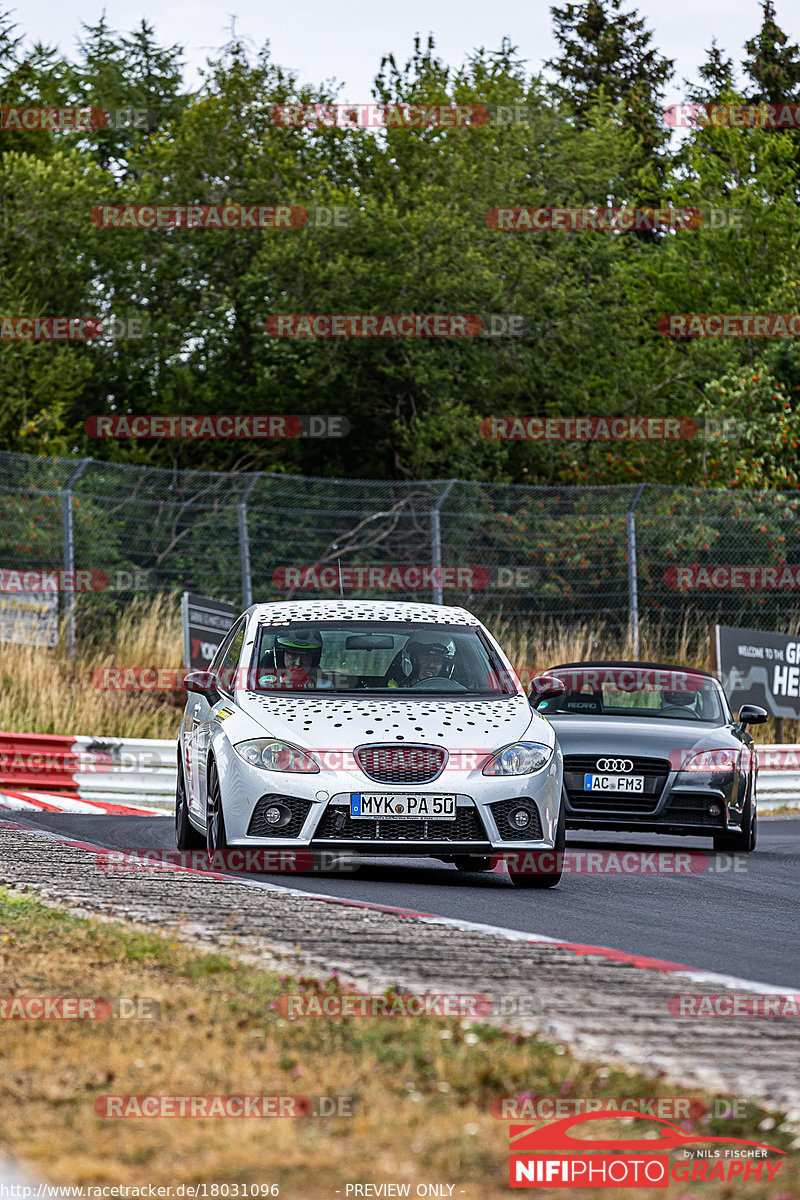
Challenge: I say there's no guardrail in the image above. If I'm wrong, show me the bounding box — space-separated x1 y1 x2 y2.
754 745 800 806
0 731 177 805
1 733 798 810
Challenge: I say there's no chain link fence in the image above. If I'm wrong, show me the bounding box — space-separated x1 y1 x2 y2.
1 449 799 650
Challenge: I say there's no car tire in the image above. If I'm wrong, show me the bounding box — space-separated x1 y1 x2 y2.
713 790 757 854
206 757 229 857
453 856 492 872
509 803 565 889
175 754 205 850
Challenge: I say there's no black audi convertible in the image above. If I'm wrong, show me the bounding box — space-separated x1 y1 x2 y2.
533 661 767 852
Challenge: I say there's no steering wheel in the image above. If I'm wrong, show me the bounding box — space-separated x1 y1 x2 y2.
659 706 698 719
408 677 468 692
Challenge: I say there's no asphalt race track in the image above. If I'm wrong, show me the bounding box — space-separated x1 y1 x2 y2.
6 810 799 990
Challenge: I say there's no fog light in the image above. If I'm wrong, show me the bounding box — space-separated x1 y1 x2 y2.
511 808 532 829
708 804 721 816
265 806 283 825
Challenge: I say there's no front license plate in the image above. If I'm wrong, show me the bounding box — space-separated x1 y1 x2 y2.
350 793 456 819
584 774 644 792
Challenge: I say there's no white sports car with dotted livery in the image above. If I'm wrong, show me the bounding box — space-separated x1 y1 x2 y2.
177 600 565 887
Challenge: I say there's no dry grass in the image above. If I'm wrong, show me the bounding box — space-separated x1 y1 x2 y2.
0 599 794 743
0 594 184 739
0 889 794 1198
490 615 795 745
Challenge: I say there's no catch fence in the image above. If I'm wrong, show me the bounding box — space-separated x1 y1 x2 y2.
1 449 799 651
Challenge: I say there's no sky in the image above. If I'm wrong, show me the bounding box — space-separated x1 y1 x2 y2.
14 0 800 102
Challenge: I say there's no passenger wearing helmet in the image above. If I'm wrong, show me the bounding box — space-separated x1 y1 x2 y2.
387 634 456 687
261 630 333 690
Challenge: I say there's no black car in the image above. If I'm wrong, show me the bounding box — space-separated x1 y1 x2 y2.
533 661 768 852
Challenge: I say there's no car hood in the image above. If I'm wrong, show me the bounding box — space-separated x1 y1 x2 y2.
545 715 739 755
235 690 549 752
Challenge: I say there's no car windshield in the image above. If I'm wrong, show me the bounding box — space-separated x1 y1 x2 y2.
536 665 725 722
250 621 517 696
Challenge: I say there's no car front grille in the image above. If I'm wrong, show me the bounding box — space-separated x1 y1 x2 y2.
247 795 312 838
489 798 544 840
355 744 446 785
315 802 486 842
563 755 670 815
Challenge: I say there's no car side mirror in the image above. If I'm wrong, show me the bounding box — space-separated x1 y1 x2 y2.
529 674 567 705
737 704 768 727
183 669 218 697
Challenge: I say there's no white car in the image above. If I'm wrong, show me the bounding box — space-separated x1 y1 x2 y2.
177 600 565 887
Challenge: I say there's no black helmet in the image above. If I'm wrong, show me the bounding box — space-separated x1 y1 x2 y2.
275 629 323 669
402 633 456 679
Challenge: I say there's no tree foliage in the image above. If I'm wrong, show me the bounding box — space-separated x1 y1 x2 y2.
0 2 798 490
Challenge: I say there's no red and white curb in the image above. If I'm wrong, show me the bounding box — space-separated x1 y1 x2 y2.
0 789 165 816
2 818 797 998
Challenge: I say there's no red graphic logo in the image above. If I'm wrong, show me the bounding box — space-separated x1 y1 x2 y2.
509 1111 785 1187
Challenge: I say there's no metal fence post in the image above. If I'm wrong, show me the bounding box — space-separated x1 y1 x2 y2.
431 481 457 605
238 474 260 609
62 459 92 659
626 483 646 660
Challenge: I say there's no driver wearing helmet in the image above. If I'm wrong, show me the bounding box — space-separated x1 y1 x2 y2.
262 630 333 690
387 633 456 687
660 688 701 716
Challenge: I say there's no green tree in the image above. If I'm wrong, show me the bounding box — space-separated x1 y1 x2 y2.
743 0 800 105
546 0 674 162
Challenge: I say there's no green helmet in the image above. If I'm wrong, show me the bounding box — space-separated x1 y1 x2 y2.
275 629 323 667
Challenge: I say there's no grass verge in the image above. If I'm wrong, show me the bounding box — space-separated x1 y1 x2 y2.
0 888 795 1198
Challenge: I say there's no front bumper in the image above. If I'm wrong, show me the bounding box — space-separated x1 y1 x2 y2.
562 755 748 836
211 738 563 853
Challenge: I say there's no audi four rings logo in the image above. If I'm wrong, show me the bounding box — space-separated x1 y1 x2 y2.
596 758 633 772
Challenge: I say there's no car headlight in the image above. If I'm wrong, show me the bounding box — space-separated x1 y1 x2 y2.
482 742 553 776
677 749 739 775
234 739 319 773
